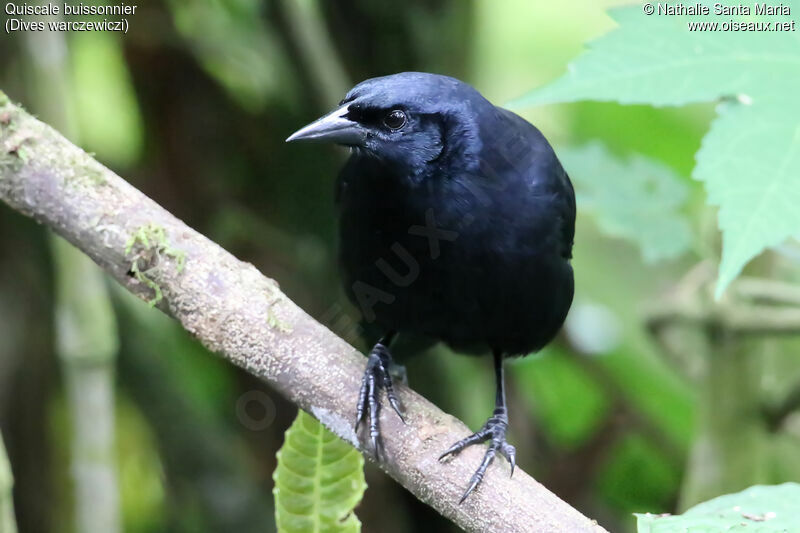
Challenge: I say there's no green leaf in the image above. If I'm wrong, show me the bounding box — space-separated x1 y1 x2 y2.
513 0 800 296
560 142 692 262
697 101 800 297
273 410 366 533
636 483 800 532
512 3 800 108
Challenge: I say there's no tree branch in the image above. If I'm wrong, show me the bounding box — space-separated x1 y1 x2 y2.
0 94 606 533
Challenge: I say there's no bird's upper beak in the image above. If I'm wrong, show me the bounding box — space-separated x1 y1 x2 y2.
285 104 367 145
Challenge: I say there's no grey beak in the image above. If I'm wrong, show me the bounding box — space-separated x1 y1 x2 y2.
286 104 367 145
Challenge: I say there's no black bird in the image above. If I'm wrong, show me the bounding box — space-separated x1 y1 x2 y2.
287 72 575 502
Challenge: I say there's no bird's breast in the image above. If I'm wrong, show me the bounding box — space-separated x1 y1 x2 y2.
336 163 573 354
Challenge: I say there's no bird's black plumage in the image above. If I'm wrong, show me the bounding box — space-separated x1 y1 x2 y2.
287 72 575 502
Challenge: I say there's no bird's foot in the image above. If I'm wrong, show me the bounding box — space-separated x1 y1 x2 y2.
354 341 405 458
438 407 516 503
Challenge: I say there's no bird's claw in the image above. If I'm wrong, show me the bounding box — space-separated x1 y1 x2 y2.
439 407 515 503
354 342 405 458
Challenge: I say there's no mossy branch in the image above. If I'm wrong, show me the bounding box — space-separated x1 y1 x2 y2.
0 94 606 533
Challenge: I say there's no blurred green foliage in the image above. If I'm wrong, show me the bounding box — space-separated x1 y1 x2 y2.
167 0 294 111
0 1 799 533
72 32 144 166
560 143 693 262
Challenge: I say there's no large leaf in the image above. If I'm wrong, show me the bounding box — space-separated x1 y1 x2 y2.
512 5 800 107
561 142 692 262
697 100 800 296
273 411 366 533
513 1 800 296
636 483 800 532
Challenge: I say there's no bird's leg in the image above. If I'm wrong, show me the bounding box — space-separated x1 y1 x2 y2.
439 350 516 503
355 332 405 457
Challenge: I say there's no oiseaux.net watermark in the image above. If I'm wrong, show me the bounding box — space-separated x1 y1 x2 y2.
4 2 137 33
642 2 796 31
236 390 278 431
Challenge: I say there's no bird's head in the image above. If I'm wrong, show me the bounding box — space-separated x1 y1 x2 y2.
286 72 490 175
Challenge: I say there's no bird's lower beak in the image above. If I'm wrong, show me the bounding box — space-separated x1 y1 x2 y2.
285 104 367 145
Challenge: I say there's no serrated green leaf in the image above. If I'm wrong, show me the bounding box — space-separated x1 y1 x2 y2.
636 483 800 532
512 0 800 296
273 410 366 533
512 2 800 108
696 101 800 297
560 142 692 262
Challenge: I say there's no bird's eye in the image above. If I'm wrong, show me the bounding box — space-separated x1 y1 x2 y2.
382 109 407 130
